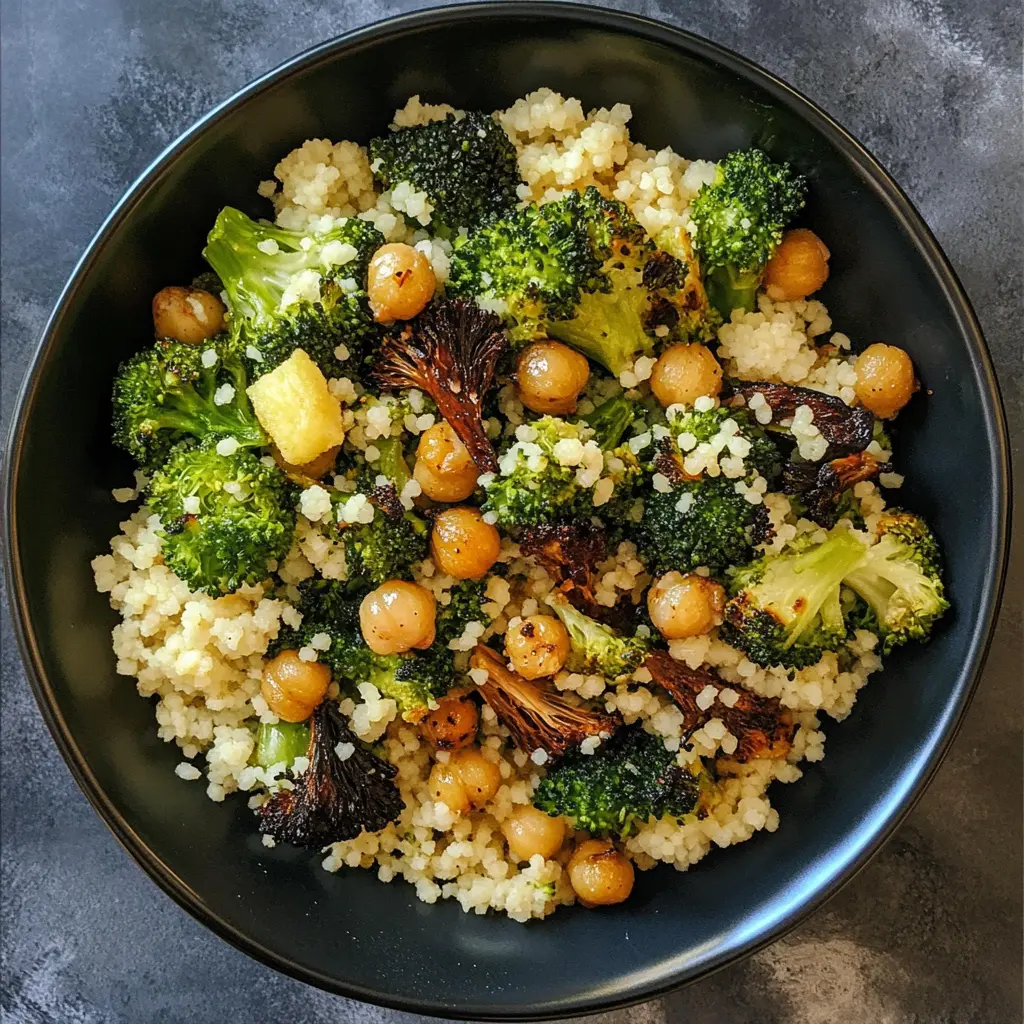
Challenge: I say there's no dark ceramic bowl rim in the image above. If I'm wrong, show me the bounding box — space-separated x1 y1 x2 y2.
2 2 1011 1017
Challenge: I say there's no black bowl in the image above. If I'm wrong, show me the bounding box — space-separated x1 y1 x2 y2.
2 3 1010 1018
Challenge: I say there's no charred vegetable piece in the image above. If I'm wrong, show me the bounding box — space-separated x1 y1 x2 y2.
257 701 403 848
532 723 702 837
469 645 621 761
726 379 875 457
547 592 650 680
645 651 795 762
518 522 608 593
783 450 888 526
373 299 506 473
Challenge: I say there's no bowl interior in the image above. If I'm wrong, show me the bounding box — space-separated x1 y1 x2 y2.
5 6 1006 1018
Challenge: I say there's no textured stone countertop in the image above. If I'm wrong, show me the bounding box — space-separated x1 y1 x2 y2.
1 1 1020 1021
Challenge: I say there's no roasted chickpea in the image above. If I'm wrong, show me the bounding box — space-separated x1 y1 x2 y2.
763 228 831 301
367 242 436 322
428 761 471 814
152 286 226 344
261 649 331 723
430 507 501 580
502 805 566 862
359 580 436 655
649 343 723 408
414 422 479 502
505 615 571 680
420 696 479 751
854 343 918 419
516 341 591 415
647 571 726 640
272 444 341 486
567 839 635 907
448 747 502 809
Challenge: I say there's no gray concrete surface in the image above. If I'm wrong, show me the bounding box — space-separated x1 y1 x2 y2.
1 1 1021 1021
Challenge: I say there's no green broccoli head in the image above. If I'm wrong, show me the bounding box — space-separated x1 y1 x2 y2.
336 495 428 586
448 187 692 372
720 527 868 669
532 724 701 837
369 111 522 237
436 578 491 646
842 510 948 653
112 336 266 470
203 206 385 381
482 416 640 529
636 406 780 574
547 593 650 680
690 148 806 317
147 440 297 595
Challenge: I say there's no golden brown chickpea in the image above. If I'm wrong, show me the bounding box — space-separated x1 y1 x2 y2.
420 696 479 751
430 507 501 580
272 444 341 486
152 286 226 344
505 615 571 680
567 839 635 907
853 343 918 419
516 341 591 415
763 228 831 301
414 422 479 502
647 571 726 640
359 580 436 655
428 760 471 814
448 747 502 809
649 343 723 408
366 242 436 323
502 805 566 862
261 649 331 723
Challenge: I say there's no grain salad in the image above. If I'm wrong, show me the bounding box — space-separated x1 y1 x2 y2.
92 89 948 920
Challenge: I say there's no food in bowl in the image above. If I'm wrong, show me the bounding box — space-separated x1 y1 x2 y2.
91 88 948 921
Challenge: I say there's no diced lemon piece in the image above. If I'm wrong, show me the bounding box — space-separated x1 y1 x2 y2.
247 349 344 465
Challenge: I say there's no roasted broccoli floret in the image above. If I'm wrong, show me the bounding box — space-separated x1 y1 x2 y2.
336 489 428 585
690 149 806 317
147 440 297 595
532 724 701 837
280 579 453 720
448 187 692 372
112 336 266 469
637 406 780 574
469 645 621 761
369 111 522 237
203 206 384 381
482 415 640 529
257 700 403 848
436 578 491 646
547 593 649 680
720 527 868 669
580 394 640 450
842 510 948 653
373 298 507 473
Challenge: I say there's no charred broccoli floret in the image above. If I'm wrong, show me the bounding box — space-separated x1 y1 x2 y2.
469 645 621 761
637 406 780 574
448 187 695 372
257 700 403 848
112 336 266 469
720 527 867 669
547 593 650 680
369 111 522 237
482 415 640 529
203 206 384 381
532 724 701 837
147 440 297 595
373 298 507 473
690 149 806 317
842 510 948 653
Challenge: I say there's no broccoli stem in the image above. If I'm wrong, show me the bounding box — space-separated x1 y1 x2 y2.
705 264 763 319
252 720 310 769
582 395 636 450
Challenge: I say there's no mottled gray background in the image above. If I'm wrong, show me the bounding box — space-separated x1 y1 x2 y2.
1 0 1021 1021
